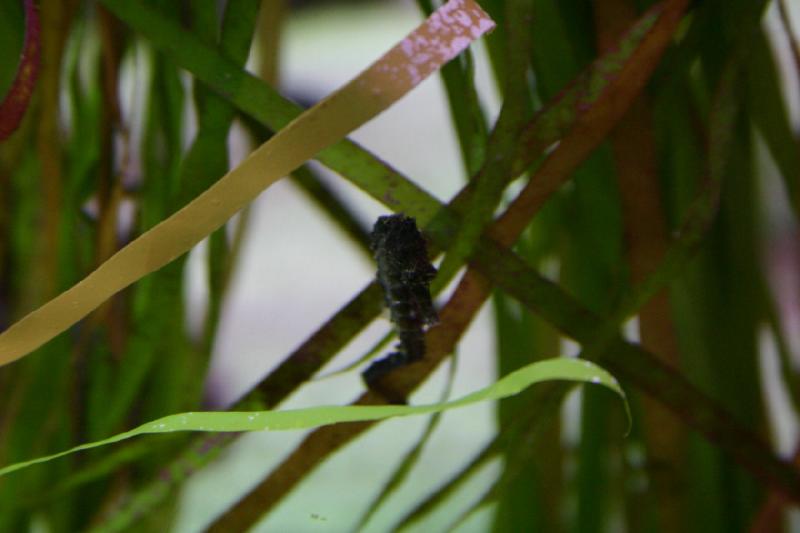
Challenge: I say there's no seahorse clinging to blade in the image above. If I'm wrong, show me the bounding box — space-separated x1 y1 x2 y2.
362 214 438 390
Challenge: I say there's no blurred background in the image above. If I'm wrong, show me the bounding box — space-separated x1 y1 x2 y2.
185 0 800 530
1 0 800 531
189 2 501 530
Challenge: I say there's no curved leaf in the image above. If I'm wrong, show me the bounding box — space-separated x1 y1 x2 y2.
0 358 626 478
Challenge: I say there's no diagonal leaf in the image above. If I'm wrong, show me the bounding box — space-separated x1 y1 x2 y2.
415 0 489 176
354 354 459 531
394 440 498 531
393 364 572 530
101 0 675 234
0 0 496 367
433 0 533 296
83 0 800 519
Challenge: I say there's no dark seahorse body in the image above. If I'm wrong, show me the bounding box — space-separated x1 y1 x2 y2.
362 214 438 391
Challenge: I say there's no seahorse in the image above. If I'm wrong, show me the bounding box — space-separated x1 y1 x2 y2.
362 214 438 389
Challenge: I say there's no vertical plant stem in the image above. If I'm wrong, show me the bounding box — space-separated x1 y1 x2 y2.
593 1 685 530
